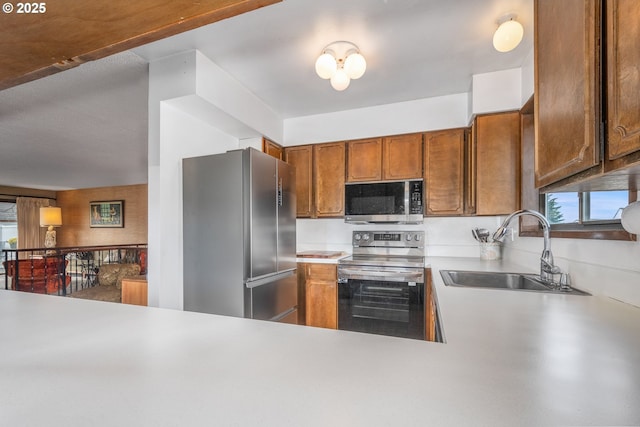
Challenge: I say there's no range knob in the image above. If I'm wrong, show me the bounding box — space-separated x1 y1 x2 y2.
414 234 422 241
354 233 362 241
406 234 412 241
362 233 370 241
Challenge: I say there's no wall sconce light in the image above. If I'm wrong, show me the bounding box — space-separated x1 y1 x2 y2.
40 206 62 249
621 201 640 235
493 14 524 52
315 41 366 91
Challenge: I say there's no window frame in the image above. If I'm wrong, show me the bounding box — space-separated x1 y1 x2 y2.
519 191 637 241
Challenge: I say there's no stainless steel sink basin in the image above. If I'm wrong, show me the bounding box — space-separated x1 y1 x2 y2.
440 270 590 295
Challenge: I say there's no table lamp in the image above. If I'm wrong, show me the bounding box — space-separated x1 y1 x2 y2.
40 207 62 248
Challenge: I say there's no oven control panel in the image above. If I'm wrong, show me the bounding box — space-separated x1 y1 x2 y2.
352 231 424 248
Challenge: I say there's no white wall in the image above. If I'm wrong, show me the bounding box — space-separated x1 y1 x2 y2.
297 217 505 258
154 103 238 309
520 48 535 104
471 68 523 115
148 50 285 309
284 93 469 145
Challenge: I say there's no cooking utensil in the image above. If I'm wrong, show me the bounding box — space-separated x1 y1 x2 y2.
472 229 481 242
475 228 490 242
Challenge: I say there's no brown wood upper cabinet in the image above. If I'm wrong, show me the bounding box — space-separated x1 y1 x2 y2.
284 142 346 218
346 133 423 182
474 111 521 215
314 142 346 217
346 138 383 182
262 137 284 160
606 0 640 163
534 0 640 191
285 145 313 218
383 133 424 180
424 128 466 216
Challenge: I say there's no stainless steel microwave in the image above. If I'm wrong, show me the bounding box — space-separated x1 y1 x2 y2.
344 180 424 224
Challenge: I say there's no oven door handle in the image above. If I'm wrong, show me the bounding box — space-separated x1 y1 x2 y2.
338 266 424 284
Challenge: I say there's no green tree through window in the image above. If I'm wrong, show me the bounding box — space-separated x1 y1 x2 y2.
546 195 564 224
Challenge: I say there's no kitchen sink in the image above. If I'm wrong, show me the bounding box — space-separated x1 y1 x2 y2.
440 270 590 295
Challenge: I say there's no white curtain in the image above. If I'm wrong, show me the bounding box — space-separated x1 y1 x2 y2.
16 197 55 250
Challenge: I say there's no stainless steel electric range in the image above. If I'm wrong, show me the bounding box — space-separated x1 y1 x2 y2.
337 230 425 340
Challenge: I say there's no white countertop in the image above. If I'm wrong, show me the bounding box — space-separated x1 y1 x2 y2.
296 251 350 264
2 257 640 426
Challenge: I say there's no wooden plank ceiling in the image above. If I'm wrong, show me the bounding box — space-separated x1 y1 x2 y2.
0 0 280 90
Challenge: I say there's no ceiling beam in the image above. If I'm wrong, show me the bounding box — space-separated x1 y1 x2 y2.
0 0 281 90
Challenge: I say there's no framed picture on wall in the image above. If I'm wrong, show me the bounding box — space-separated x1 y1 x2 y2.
90 200 124 228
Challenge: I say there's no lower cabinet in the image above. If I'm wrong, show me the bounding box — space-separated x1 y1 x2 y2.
121 276 148 306
299 262 337 329
425 269 436 342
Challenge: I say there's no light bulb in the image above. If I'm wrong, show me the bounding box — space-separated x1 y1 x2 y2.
344 52 366 79
493 19 524 52
315 52 337 79
330 68 350 91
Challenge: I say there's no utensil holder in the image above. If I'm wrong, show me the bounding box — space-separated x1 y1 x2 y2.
479 242 502 260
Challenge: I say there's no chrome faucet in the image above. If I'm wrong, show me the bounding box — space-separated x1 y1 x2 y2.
493 209 563 286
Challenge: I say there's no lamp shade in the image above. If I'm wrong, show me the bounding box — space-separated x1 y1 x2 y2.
493 19 524 52
315 52 337 79
40 207 62 227
621 201 640 235
330 68 350 91
344 52 367 79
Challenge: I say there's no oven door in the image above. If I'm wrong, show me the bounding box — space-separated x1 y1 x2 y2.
337 266 425 340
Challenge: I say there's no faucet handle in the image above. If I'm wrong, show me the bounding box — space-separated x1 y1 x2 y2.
559 273 571 291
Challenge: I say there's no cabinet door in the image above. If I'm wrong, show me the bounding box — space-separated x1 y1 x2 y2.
382 133 423 180
284 145 313 218
425 269 435 342
465 124 477 215
534 0 600 187
424 128 465 216
314 142 345 217
304 264 337 329
607 0 640 160
347 138 383 182
475 112 521 215
263 138 283 160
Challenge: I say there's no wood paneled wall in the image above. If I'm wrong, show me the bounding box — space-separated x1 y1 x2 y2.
56 184 147 247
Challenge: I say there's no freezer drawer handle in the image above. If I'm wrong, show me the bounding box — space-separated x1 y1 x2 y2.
246 269 296 289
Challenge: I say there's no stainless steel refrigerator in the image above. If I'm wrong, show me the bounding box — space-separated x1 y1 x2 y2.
182 148 298 323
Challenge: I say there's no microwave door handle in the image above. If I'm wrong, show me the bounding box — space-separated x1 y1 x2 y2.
404 181 410 216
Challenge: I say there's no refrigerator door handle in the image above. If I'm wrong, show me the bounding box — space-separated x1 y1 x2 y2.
245 268 296 289
278 177 283 207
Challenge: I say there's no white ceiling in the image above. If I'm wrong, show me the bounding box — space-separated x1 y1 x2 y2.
0 0 533 191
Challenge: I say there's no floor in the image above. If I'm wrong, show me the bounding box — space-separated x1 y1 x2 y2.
2 272 122 303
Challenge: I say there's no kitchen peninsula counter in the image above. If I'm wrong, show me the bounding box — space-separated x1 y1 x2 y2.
2 256 640 426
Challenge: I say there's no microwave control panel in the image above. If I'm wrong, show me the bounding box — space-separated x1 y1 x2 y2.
409 180 423 214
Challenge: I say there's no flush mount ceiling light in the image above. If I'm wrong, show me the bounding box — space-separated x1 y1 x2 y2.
493 14 524 52
315 41 366 91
